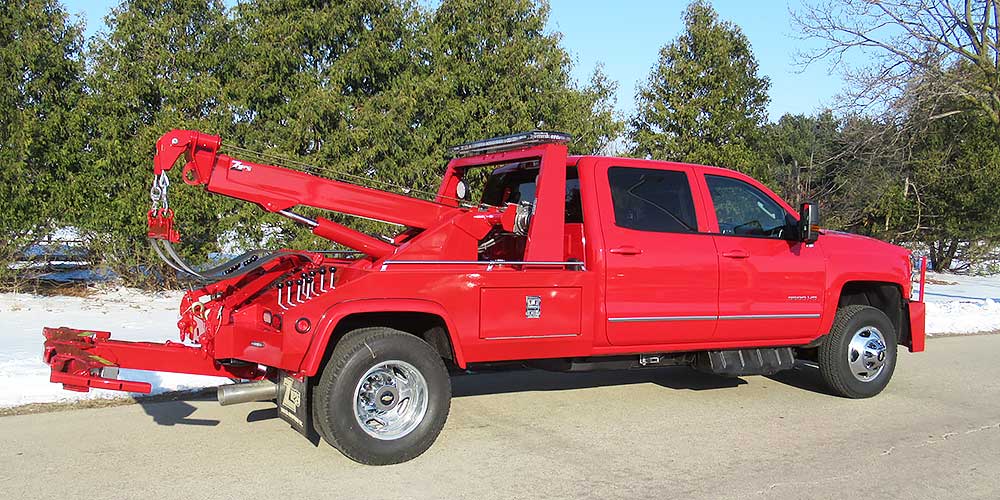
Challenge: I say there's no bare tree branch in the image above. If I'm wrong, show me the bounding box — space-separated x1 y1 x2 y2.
794 0 1000 123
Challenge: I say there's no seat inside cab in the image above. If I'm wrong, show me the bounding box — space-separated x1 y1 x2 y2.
477 162 585 264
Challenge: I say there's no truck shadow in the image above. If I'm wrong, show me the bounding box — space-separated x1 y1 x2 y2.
764 363 839 397
138 399 221 426
247 407 279 422
136 363 834 429
136 382 221 427
451 366 745 398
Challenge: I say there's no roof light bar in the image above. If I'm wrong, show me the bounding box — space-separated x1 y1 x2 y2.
449 131 572 158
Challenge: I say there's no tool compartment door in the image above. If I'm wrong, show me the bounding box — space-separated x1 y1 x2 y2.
479 287 582 340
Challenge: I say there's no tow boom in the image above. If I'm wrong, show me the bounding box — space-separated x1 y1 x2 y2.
147 129 462 260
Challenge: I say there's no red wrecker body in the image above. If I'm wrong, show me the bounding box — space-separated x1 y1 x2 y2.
43 129 926 465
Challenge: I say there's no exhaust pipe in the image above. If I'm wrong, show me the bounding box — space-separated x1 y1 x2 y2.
218 380 278 406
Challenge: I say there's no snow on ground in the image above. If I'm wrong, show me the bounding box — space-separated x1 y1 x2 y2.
925 299 1000 334
0 288 231 408
921 272 1000 335
0 273 998 408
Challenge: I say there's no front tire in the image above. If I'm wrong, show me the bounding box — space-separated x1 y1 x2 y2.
818 305 897 399
312 327 451 465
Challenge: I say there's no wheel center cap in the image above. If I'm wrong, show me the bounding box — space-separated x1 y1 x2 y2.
864 341 886 369
374 386 399 411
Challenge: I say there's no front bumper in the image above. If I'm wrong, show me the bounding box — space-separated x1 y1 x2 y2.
907 301 926 353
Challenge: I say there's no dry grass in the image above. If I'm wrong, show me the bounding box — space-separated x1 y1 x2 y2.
925 277 959 286
926 329 1000 339
0 281 98 297
0 387 217 417
34 282 97 297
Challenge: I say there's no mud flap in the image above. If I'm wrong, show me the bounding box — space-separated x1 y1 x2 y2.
277 372 313 440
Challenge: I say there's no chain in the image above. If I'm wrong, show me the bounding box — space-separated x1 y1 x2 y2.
149 173 170 211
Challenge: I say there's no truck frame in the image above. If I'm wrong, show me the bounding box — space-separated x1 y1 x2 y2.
43 129 926 465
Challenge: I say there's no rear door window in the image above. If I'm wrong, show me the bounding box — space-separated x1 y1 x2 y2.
607 166 697 232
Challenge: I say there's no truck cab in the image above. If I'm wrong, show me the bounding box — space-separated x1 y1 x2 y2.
433 137 920 360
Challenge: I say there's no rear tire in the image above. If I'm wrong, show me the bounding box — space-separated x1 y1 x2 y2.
818 305 897 399
312 327 451 465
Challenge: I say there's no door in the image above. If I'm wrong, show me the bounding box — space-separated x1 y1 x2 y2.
701 173 826 341
599 162 719 346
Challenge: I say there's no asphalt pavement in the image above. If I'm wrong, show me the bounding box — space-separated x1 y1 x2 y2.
2 335 998 500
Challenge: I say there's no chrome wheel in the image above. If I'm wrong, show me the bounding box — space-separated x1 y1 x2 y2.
354 360 428 440
847 326 887 382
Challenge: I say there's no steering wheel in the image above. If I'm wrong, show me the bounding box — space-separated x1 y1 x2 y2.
733 220 763 236
765 225 786 238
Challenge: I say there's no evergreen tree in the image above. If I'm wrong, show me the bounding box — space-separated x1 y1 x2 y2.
227 0 621 248
225 0 428 249
889 63 1000 271
766 110 842 204
77 0 238 282
0 0 84 277
388 0 621 197
630 0 770 178
422 0 620 156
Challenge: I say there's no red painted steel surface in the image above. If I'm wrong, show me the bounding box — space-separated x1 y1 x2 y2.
907 301 926 353
42 129 924 396
919 256 928 302
479 287 582 340
42 327 260 393
696 170 826 340
592 159 719 345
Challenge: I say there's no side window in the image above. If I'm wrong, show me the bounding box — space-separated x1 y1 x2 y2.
607 166 697 233
564 173 583 223
705 175 793 239
480 164 583 223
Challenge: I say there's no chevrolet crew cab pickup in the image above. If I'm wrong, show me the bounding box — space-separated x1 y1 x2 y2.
43 130 926 465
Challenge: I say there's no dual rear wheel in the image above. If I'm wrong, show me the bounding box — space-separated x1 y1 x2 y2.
312 327 451 465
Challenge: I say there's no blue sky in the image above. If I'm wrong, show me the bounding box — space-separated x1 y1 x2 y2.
66 0 849 121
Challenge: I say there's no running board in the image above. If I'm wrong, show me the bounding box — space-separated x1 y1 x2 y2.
693 347 796 377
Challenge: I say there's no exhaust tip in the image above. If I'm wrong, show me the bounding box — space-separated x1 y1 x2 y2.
217 380 278 406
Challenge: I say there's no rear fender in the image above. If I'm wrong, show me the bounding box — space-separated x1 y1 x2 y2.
298 299 466 375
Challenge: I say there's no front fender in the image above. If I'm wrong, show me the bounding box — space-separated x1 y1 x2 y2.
297 298 467 375
820 273 909 334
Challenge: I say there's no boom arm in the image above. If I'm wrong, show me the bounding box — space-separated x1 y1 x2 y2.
150 130 461 258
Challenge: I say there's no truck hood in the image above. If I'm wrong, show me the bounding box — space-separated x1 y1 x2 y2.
820 230 909 258
819 230 912 297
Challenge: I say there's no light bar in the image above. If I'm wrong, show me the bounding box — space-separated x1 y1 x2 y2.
449 131 573 158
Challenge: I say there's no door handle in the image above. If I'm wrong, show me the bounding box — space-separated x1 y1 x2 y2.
722 249 750 259
609 246 643 255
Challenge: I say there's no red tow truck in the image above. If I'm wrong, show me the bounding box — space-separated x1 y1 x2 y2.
43 130 926 465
